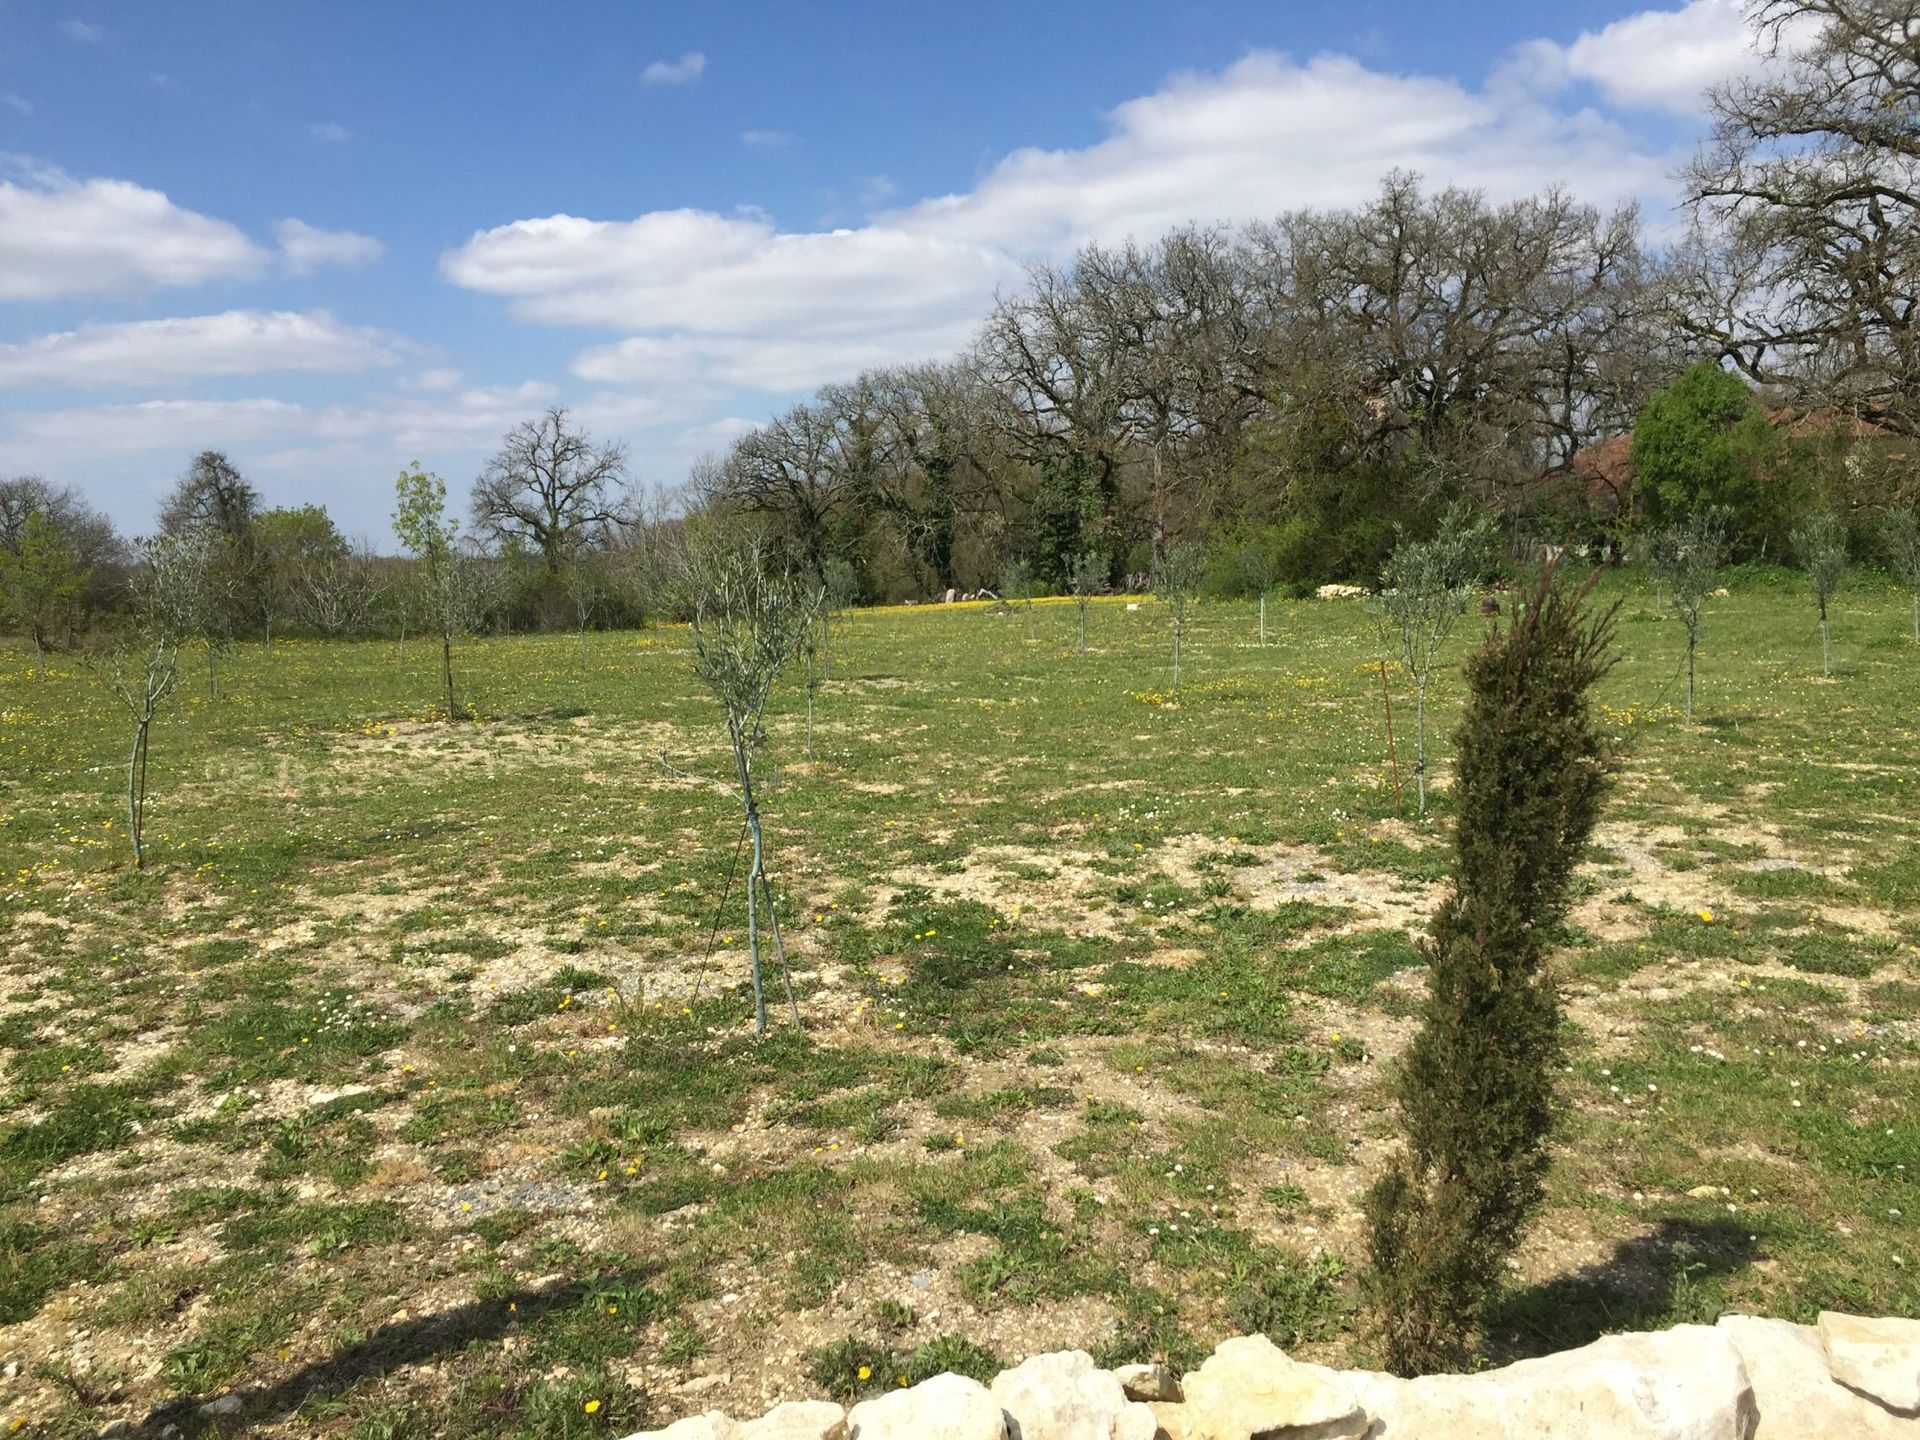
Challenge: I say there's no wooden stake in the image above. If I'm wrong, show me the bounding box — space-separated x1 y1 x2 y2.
1380 659 1404 816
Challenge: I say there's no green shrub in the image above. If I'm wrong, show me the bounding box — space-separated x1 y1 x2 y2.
1363 564 1618 1374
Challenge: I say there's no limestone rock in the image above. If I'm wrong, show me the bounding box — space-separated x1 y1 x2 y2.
848 1372 1005 1440
989 1350 1156 1440
1718 1314 1909 1438
1818 1311 1920 1415
1114 1363 1182 1403
742 1400 848 1440
622 1414 743 1440
1181 1335 1367 1440
1344 1325 1755 1439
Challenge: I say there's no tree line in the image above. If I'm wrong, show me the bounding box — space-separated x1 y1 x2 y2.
2 0 1915 648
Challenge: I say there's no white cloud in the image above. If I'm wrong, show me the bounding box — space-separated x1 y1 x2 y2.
61 19 104 42
276 218 384 276
0 311 403 389
443 46 1677 399
1505 0 1788 114
1 94 31 115
0 163 267 300
307 121 352 143
741 129 799 148
641 51 706 86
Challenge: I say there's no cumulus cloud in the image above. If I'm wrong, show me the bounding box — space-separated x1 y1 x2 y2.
307 121 352 143
446 208 1021 390
641 51 706 86
1504 0 1769 114
443 44 1684 398
0 311 403 389
276 218 384 276
0 163 268 300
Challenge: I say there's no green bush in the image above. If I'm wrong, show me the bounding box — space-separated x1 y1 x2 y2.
1363 564 1619 1374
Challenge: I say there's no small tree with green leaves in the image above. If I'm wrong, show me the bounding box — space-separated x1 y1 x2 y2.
1067 550 1103 656
1790 512 1849 676
1153 541 1206 694
1881 506 1920 643
1363 562 1618 1376
1377 506 1493 818
393 466 488 721
1646 508 1728 724
688 542 821 1035
0 507 88 653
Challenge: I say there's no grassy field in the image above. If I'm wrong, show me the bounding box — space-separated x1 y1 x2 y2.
1 575 1916 1437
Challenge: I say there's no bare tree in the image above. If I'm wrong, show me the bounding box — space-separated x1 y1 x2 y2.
688 541 821 1034
1647 508 1730 722
1791 510 1851 674
1684 0 1920 433
296 545 382 636
110 534 214 868
473 408 630 578
1378 505 1495 818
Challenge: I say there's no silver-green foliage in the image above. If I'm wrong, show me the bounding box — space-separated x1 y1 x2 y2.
1377 505 1494 817
1790 511 1849 675
1152 541 1206 692
688 542 822 1034
1882 506 1920 642
1647 508 1728 723
1067 550 1103 656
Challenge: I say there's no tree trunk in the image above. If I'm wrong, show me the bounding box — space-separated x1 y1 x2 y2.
1258 592 1266 647
1414 677 1428 820
1685 633 1696 725
126 718 147 868
1077 602 1087 656
1172 619 1182 693
442 632 456 721
1819 606 1831 676
206 645 219 701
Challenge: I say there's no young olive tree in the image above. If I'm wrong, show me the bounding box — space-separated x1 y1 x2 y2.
1363 563 1617 1375
1790 511 1849 676
1882 506 1920 643
1236 541 1280 647
1646 508 1728 724
688 544 822 1034
818 555 858 679
1377 506 1493 818
1067 549 1103 657
1001 557 1035 641
393 466 488 721
1153 540 1206 694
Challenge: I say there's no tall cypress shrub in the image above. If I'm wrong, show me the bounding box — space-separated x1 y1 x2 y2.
1363 562 1618 1375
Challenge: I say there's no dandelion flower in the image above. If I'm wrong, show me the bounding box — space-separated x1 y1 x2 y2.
857 1366 872 1381
584 1399 601 1414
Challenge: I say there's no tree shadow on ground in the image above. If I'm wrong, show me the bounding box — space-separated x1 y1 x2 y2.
1483 1216 1759 1363
137 1265 659 1435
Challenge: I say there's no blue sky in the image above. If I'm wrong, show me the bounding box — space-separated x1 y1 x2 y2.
0 0 1772 542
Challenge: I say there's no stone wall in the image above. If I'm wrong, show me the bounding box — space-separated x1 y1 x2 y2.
619 1311 1918 1439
